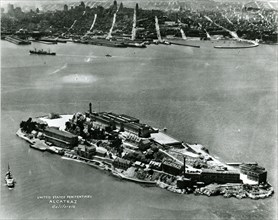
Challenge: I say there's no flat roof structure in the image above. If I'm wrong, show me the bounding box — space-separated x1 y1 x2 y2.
150 132 182 146
44 127 77 139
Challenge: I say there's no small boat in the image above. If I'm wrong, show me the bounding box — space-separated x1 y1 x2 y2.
29 48 56 56
5 164 15 188
105 54 112 57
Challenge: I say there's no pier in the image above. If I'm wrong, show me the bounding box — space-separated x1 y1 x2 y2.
4 36 31 45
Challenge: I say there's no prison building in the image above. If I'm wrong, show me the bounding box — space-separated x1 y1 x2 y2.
43 127 78 149
113 157 131 170
161 159 184 176
184 169 241 185
240 163 267 183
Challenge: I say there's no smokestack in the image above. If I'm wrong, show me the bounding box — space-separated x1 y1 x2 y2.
89 103 92 114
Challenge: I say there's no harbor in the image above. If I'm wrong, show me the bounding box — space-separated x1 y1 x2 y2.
2 0 277 49
1 38 276 219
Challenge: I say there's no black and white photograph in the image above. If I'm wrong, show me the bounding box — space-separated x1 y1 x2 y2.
0 0 277 219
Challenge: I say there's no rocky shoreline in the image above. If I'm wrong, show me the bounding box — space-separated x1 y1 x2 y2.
16 112 274 200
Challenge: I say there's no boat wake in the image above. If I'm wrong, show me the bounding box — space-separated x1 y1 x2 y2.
49 63 68 75
62 74 97 84
84 53 97 62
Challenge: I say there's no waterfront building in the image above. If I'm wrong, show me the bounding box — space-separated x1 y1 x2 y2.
5 36 31 45
239 163 267 183
150 132 183 148
161 159 184 176
43 127 78 149
96 146 107 157
124 122 150 138
200 169 241 184
77 145 96 159
184 169 241 185
113 157 131 170
177 177 193 189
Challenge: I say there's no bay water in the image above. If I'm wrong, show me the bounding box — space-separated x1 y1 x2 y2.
1 40 277 219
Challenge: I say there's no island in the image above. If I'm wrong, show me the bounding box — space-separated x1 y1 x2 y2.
16 103 274 199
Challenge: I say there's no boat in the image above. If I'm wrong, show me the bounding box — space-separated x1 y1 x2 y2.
29 48 56 56
125 42 147 48
105 54 112 57
5 164 15 188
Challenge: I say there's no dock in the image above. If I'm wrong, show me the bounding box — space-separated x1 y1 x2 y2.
5 36 31 45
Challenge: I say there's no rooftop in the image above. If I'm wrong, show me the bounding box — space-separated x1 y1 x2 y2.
44 127 77 139
114 157 131 164
201 169 239 175
150 132 182 146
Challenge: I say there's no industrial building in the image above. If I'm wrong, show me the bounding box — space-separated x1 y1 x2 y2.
89 111 152 138
161 159 184 176
150 132 183 147
184 169 241 185
43 127 78 149
239 163 267 183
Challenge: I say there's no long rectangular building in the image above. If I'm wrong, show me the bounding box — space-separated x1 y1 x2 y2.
239 163 267 183
184 169 241 185
90 112 151 137
43 127 78 149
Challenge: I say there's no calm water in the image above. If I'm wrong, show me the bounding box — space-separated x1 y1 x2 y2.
1 40 277 219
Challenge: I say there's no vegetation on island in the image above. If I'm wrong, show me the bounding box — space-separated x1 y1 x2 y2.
17 109 274 200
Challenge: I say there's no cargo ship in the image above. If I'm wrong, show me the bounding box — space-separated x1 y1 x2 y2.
29 48 56 56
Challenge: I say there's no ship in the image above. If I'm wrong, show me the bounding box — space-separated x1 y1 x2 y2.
29 48 56 56
5 164 15 188
124 41 147 48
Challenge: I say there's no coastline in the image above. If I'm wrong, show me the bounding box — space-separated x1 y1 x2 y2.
15 112 274 200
